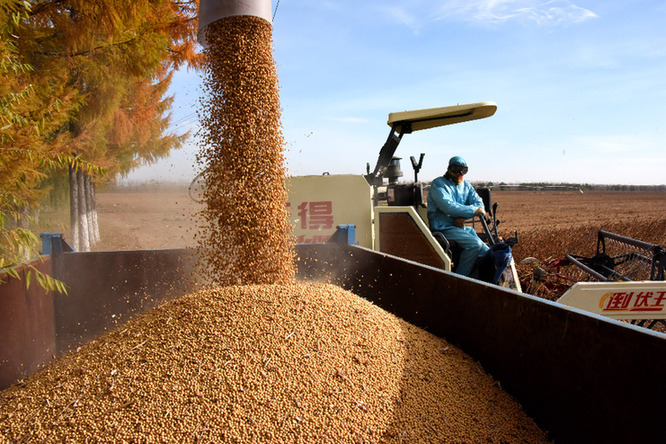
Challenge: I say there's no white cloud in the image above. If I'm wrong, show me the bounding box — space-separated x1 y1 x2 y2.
435 0 598 25
378 6 420 31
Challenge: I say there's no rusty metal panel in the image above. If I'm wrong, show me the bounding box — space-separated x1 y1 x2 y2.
51 249 198 355
377 211 446 269
0 259 56 389
294 243 666 443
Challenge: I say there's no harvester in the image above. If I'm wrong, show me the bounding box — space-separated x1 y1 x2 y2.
1 0 665 442
283 101 522 290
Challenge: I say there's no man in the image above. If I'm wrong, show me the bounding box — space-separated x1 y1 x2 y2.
427 156 489 276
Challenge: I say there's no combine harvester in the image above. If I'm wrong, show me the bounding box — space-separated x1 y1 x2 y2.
283 100 666 332
284 101 522 290
2 0 665 441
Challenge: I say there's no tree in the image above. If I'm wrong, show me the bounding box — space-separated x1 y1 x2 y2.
1 0 89 292
1 0 200 290
14 0 202 250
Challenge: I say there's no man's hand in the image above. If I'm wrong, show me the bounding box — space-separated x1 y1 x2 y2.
474 207 488 220
454 217 465 228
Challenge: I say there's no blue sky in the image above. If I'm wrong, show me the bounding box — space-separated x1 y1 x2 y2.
127 0 666 186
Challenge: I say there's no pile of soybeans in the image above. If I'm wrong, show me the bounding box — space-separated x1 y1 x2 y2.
0 282 549 442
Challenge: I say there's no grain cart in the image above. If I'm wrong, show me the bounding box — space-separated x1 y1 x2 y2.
4 240 665 443
285 102 521 290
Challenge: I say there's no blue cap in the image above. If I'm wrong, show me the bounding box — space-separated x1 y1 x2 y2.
448 156 467 168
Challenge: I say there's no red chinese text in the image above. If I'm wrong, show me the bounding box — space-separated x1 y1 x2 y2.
602 290 666 312
294 201 334 230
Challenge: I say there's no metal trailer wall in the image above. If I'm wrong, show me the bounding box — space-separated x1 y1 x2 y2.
50 249 199 354
295 243 666 443
0 249 198 390
0 259 56 389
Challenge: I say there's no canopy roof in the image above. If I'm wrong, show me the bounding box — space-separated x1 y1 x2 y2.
387 102 497 134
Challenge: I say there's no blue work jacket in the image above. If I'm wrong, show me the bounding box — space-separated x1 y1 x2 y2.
427 175 484 232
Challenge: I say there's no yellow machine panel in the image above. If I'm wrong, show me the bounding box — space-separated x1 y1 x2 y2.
286 175 374 248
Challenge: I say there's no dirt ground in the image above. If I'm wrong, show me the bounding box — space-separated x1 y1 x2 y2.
495 190 666 235
91 188 203 251
78 188 665 254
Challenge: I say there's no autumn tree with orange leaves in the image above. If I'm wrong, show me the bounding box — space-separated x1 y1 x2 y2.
3 0 202 253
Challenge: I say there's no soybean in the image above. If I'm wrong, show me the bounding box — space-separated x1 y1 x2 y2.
195 16 295 286
0 283 549 443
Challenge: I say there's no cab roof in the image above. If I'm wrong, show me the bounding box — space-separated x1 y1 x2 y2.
387 101 497 133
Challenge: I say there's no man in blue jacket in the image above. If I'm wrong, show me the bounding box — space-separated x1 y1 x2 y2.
427 156 489 276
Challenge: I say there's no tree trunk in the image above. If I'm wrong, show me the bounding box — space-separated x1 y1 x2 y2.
69 165 80 251
16 206 31 260
77 168 90 252
90 176 100 244
85 174 99 246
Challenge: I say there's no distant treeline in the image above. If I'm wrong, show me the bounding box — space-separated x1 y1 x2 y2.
470 183 666 192
102 180 190 193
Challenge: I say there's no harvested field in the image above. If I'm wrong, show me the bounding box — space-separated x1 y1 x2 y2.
39 187 665 299
496 190 666 260
493 191 666 300
77 188 665 253
76 188 201 251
